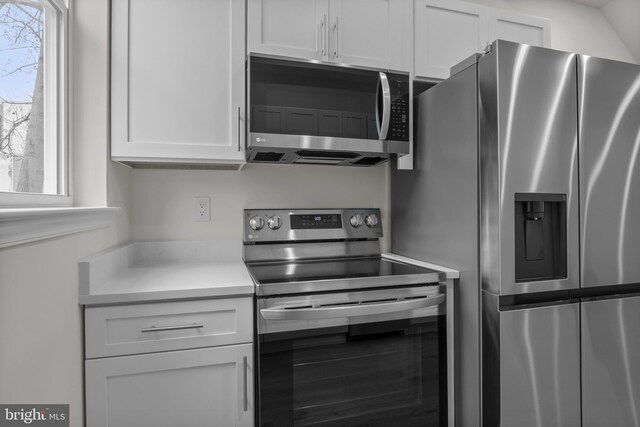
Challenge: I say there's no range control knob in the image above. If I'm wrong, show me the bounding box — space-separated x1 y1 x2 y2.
249 216 265 230
365 214 379 228
267 215 282 230
350 214 364 228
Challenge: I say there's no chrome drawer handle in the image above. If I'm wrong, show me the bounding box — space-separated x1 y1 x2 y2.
242 356 248 411
237 106 241 152
140 323 204 333
261 294 445 321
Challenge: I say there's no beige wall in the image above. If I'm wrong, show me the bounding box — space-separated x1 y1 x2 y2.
0 0 130 426
0 230 123 426
130 163 390 250
602 0 640 63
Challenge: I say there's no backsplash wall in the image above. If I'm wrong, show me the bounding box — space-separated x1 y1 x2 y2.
129 163 391 251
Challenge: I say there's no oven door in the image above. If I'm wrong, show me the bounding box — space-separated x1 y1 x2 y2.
256 285 447 427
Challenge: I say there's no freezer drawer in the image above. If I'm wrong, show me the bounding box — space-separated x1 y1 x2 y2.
582 296 640 427
499 303 581 427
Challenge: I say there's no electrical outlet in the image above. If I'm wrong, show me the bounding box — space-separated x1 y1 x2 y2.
194 197 211 222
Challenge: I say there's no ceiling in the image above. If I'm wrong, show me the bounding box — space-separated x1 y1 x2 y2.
570 0 640 63
571 0 615 7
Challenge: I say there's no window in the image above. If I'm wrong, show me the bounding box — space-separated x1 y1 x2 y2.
0 0 69 206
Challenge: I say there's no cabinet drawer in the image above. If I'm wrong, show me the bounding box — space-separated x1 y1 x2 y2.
85 298 252 358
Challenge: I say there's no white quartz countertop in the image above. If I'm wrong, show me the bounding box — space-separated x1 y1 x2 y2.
79 240 254 306
382 252 460 280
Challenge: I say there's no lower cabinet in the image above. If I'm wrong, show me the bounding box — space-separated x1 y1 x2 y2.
84 298 254 427
85 344 254 427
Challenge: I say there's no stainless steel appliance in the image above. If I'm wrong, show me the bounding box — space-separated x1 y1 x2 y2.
391 40 640 426
247 56 410 166
243 208 452 426
577 54 640 427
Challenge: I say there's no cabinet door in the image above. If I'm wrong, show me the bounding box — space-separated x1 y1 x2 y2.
247 0 329 61
415 0 487 80
329 0 411 71
488 9 550 48
86 344 254 427
111 0 245 165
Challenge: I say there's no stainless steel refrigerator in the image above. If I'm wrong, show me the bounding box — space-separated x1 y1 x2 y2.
391 40 640 427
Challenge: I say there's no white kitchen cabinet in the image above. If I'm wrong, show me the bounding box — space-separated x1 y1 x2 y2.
415 0 487 80
328 0 412 71
488 8 550 48
111 0 245 166
247 0 329 61
85 344 254 427
84 298 252 358
84 297 254 427
414 0 550 80
248 0 412 71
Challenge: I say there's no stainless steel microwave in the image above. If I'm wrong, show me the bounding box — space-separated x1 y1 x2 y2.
247 55 410 166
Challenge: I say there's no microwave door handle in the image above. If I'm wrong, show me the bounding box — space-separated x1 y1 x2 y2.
260 294 445 321
376 72 391 140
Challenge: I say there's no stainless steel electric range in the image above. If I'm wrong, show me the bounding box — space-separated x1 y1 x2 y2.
243 208 452 427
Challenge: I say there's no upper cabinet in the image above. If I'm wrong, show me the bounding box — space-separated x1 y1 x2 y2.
414 0 550 80
328 0 412 71
488 8 550 48
414 0 486 80
248 0 412 71
111 0 246 167
247 0 328 61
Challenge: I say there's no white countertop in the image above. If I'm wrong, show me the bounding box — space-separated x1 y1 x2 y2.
78 241 459 306
382 252 460 280
79 240 254 306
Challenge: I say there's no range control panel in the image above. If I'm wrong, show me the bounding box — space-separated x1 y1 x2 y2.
244 209 382 243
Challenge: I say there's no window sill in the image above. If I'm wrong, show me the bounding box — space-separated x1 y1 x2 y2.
0 207 120 249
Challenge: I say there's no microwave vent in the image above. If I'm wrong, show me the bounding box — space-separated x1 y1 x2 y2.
253 152 285 162
296 150 359 159
353 156 385 166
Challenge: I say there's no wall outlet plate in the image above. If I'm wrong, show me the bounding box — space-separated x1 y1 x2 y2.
194 196 211 222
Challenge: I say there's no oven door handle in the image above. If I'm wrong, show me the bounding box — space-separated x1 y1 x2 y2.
260 294 445 321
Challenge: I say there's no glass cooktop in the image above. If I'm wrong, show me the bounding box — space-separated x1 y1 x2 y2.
246 257 444 296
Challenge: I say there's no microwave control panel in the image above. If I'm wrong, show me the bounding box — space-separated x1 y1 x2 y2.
388 76 410 142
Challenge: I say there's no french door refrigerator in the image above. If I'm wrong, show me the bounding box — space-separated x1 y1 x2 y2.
390 40 640 427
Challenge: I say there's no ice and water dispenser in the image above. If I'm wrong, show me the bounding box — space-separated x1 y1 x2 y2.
514 193 568 282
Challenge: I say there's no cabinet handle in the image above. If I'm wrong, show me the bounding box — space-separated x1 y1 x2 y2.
321 14 326 57
333 16 339 59
242 356 248 411
140 323 204 333
237 106 241 152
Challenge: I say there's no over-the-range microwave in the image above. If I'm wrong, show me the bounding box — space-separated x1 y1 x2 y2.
247 55 410 166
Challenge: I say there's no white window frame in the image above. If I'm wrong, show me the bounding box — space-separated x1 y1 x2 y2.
0 0 71 207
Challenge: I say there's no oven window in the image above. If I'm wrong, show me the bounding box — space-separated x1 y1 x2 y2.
257 316 447 427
